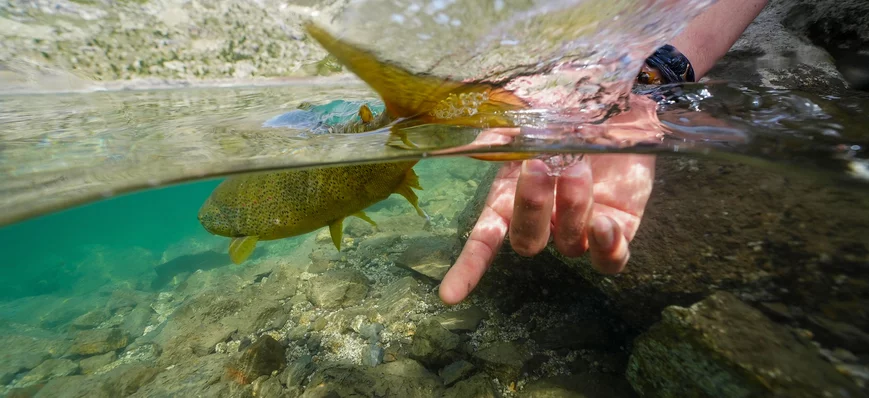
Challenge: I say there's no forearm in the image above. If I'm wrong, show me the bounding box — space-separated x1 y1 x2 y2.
670 0 769 79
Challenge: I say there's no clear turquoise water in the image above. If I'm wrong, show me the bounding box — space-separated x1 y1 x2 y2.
0 179 221 300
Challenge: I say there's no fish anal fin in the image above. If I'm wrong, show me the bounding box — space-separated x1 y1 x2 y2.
229 236 258 264
395 168 425 217
404 167 423 190
328 218 344 251
352 211 377 227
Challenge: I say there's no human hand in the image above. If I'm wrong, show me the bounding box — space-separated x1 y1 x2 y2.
438 97 659 305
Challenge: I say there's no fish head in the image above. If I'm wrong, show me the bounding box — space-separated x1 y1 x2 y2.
198 195 234 237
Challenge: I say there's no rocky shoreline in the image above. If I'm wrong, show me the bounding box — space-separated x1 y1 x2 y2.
1 0 867 93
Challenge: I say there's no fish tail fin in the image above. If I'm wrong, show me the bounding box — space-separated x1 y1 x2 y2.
228 236 258 264
328 218 344 251
395 168 425 217
304 22 457 119
304 22 525 123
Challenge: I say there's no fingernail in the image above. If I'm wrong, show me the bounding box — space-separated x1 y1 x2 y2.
591 216 615 250
522 159 549 176
564 159 590 177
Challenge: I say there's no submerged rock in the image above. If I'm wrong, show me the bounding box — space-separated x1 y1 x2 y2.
472 341 532 383
148 274 292 365
128 355 230 397
0 332 70 385
708 0 869 93
804 314 869 355
79 352 116 375
68 310 111 331
433 306 488 333
520 374 638 398
307 246 344 274
301 359 443 398
395 236 456 281
17 359 80 386
33 364 159 398
372 276 427 325
443 373 498 398
308 269 370 309
4 383 47 398
252 375 285 397
121 306 155 339
118 342 161 367
626 291 862 398
66 328 130 357
228 335 286 385
363 343 385 367
439 359 476 387
283 354 314 389
409 318 462 367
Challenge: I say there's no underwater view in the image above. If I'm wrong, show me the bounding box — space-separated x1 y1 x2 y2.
1 0 869 397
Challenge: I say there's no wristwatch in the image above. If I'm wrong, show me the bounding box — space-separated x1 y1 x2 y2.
636 44 696 84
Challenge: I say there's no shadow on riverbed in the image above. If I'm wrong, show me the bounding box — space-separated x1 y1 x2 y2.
151 248 266 290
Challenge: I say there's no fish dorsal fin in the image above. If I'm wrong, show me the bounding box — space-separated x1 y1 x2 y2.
229 236 258 264
328 218 344 251
304 22 526 125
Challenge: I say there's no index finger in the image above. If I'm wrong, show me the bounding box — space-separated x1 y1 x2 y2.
439 203 509 305
439 163 519 305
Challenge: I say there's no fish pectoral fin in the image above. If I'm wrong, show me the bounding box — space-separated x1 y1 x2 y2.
395 168 426 218
328 218 344 251
386 127 419 150
352 211 377 227
228 236 258 264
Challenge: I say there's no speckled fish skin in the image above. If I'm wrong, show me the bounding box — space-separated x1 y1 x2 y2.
198 161 417 241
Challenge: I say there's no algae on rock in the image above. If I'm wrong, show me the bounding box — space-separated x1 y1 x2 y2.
626 291 862 398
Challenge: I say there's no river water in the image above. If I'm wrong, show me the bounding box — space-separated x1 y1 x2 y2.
1 0 868 396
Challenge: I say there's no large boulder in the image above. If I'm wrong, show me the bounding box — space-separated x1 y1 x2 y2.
626 291 861 397
707 0 869 92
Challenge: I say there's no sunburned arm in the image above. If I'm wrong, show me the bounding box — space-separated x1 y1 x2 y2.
670 0 769 79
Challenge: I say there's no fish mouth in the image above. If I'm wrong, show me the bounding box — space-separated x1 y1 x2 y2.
197 199 226 236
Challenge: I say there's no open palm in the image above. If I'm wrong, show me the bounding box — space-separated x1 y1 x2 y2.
438 96 660 305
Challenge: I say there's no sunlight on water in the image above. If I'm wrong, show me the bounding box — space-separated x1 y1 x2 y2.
0 0 725 224
2 79 868 227
316 0 715 122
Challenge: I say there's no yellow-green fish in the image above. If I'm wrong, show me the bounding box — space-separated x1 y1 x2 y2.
199 22 532 265
198 153 423 265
